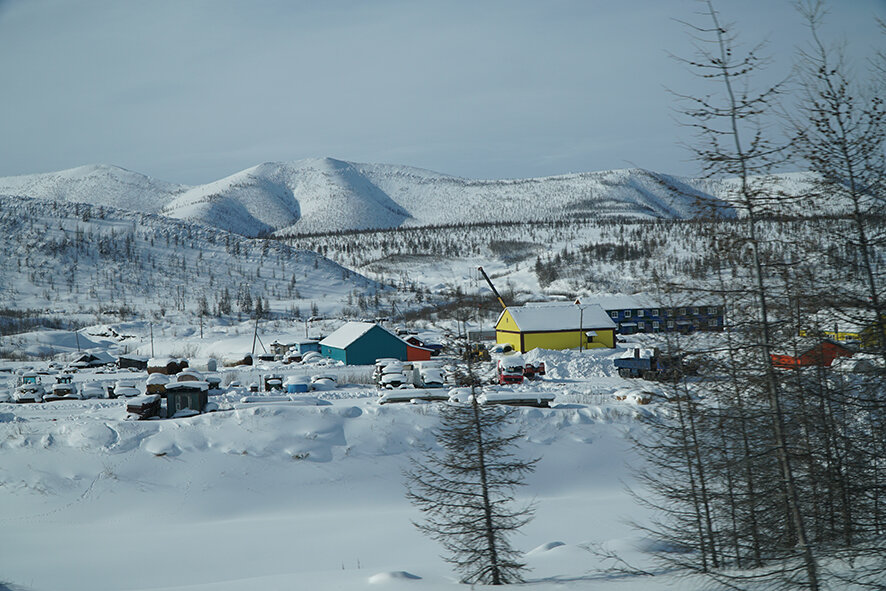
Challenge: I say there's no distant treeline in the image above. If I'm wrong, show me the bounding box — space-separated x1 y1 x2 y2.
0 309 80 336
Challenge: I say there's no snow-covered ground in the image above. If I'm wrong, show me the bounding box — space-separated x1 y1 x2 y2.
0 327 683 591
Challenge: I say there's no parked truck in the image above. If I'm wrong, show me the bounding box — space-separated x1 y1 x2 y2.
614 347 683 381
497 355 525 385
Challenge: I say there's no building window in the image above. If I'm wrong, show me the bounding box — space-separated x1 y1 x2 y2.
664 308 672 317
667 320 675 329
638 321 645 330
678 307 686 316
624 310 632 318
637 309 645 317
692 306 699 314
709 318 719 327
652 308 659 316
610 311 618 319
708 306 718 314
653 321 660 329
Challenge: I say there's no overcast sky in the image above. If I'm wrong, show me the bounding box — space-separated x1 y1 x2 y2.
0 0 882 184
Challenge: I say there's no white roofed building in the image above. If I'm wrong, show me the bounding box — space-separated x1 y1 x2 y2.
494 301 616 353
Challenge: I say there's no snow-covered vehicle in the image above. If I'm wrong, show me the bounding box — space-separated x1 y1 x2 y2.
14 373 44 403
113 380 140 398
380 372 409 389
374 358 401 375
45 381 79 401
614 347 683 381
375 359 412 388
310 374 337 391
496 355 525 385
80 382 108 399
301 352 324 364
14 383 44 403
114 385 141 397
489 343 515 356
419 367 445 388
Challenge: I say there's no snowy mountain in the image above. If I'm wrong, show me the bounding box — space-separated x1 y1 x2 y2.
0 158 754 238
161 159 412 236
0 164 185 213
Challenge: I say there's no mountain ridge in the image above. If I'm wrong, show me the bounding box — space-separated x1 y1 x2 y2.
0 158 816 237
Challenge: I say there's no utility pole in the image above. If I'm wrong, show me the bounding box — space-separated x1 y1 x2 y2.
579 306 584 352
576 299 587 352
251 314 259 356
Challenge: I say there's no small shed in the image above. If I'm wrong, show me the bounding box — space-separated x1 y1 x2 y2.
148 358 185 375
71 351 116 368
293 339 321 355
165 381 209 417
270 341 296 356
126 395 161 420
320 322 432 366
494 302 616 353
118 354 149 371
405 336 443 356
145 372 169 395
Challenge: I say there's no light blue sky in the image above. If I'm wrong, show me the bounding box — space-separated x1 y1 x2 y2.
0 0 882 183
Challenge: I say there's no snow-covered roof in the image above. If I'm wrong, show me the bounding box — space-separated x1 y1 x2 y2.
320 322 383 349
146 373 170 385
588 295 657 310
73 350 116 364
165 381 209 392
148 358 178 367
118 354 148 362
583 294 723 311
500 302 616 332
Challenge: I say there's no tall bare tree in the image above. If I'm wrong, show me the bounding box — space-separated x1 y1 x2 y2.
404 395 537 585
663 1 820 588
790 0 886 360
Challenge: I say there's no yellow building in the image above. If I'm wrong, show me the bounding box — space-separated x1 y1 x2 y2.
494 302 617 353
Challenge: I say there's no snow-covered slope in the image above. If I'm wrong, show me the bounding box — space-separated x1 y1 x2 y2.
0 159 750 238
0 195 381 324
161 159 411 236
0 164 185 213
350 163 734 228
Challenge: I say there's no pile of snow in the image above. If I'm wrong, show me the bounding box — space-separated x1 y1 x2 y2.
523 347 622 381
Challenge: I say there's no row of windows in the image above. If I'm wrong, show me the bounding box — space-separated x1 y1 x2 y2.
609 306 722 319
621 318 722 330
